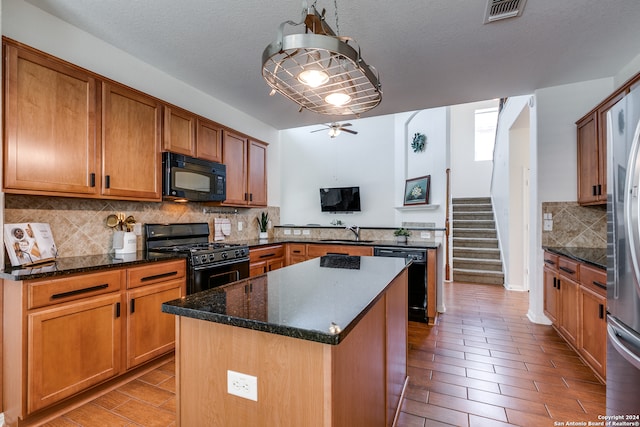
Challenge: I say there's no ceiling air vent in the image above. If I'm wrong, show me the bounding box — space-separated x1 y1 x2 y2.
484 0 527 23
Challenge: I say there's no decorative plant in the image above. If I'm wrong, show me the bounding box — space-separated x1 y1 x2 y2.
394 228 411 237
256 211 269 232
411 132 426 153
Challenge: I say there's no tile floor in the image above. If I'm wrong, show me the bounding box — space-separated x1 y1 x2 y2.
44 281 605 426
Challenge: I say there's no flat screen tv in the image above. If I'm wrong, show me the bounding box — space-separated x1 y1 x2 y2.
319 186 361 212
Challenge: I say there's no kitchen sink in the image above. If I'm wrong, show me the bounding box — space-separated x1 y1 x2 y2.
319 239 375 243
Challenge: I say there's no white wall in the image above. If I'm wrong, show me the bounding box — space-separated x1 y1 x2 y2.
2 0 282 205
450 100 497 198
279 115 396 226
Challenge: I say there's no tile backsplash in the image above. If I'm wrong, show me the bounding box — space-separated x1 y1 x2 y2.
4 195 280 258
541 201 606 248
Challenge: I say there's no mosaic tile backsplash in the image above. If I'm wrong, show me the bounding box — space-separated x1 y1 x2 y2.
541 202 606 248
4 195 280 258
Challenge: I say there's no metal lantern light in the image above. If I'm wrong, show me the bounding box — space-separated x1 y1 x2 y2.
262 2 382 116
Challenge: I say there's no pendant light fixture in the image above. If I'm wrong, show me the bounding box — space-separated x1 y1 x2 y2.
262 0 382 116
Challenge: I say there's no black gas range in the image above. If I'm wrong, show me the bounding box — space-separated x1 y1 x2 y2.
145 223 249 294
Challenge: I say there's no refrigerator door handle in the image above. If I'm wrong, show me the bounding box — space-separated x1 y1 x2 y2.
607 315 640 370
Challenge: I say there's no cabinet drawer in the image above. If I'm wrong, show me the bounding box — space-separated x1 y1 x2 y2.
307 244 373 258
127 259 186 289
543 252 559 270
287 243 307 257
558 256 579 281
250 245 285 262
28 270 122 309
580 263 607 296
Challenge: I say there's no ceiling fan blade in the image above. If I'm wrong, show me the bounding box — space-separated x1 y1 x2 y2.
340 123 352 127
310 128 326 133
342 128 358 135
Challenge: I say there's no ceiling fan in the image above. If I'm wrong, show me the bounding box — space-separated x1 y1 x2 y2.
310 122 358 138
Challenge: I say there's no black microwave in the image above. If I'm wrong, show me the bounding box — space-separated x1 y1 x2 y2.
162 152 226 202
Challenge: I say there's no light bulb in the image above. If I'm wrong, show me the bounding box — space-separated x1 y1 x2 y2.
328 127 341 138
297 69 329 88
325 92 351 106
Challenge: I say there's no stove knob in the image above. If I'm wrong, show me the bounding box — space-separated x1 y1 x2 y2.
235 250 240 257
209 253 215 262
221 252 228 259
200 254 208 263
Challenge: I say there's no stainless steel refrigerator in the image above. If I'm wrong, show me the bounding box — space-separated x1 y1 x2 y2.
607 85 640 415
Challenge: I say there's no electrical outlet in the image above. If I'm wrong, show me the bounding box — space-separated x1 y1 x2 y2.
227 370 257 401
238 221 243 231
420 231 431 239
293 229 301 235
284 229 292 235
133 223 142 236
302 229 310 235
544 219 553 231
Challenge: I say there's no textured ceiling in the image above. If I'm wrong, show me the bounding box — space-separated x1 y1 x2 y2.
24 0 640 129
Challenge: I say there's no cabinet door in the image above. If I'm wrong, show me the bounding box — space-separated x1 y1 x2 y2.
543 266 559 324
222 130 248 205
558 276 579 346
196 117 223 162
126 280 183 369
27 293 122 412
248 140 268 206
579 285 606 379
163 105 196 156
102 82 162 201
4 43 99 196
577 112 599 205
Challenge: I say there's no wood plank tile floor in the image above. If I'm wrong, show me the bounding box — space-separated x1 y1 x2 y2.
45 281 604 426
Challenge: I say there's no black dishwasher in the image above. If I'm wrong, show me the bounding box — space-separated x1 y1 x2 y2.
373 246 428 323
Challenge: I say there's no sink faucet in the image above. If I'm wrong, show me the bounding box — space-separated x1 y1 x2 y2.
346 225 360 241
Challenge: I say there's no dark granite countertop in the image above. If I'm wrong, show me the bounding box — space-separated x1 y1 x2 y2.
162 255 408 345
543 246 606 270
0 251 185 281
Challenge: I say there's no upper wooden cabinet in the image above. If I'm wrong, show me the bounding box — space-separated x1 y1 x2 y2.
222 130 268 207
102 82 162 201
3 42 100 196
163 105 196 156
163 105 223 163
577 71 640 205
196 117 223 162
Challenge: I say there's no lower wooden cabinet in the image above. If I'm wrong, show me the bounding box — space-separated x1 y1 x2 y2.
2 259 186 424
543 250 606 381
249 244 285 276
126 280 183 369
27 293 122 413
287 243 307 265
306 244 373 258
579 264 607 380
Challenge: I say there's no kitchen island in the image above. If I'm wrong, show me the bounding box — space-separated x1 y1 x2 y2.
162 255 409 427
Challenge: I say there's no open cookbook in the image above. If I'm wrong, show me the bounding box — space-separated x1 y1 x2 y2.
4 223 58 266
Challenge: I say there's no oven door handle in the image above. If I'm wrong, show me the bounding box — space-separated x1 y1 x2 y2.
207 270 240 283
192 257 249 271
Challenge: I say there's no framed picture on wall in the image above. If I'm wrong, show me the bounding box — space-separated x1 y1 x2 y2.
403 175 430 205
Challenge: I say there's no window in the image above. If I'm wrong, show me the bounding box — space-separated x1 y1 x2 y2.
474 107 498 161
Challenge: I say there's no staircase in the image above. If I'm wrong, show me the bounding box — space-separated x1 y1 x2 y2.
452 197 504 285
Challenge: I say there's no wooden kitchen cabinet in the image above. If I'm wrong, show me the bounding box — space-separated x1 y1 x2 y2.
126 260 186 369
27 293 122 413
101 82 162 201
543 252 559 324
306 244 374 258
196 117 223 162
163 105 196 156
543 250 607 380
2 259 186 425
576 71 640 205
222 130 268 207
163 105 223 163
287 243 308 265
249 244 285 277
578 264 607 380
3 41 100 197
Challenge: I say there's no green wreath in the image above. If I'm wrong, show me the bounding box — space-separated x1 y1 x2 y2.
411 133 426 153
